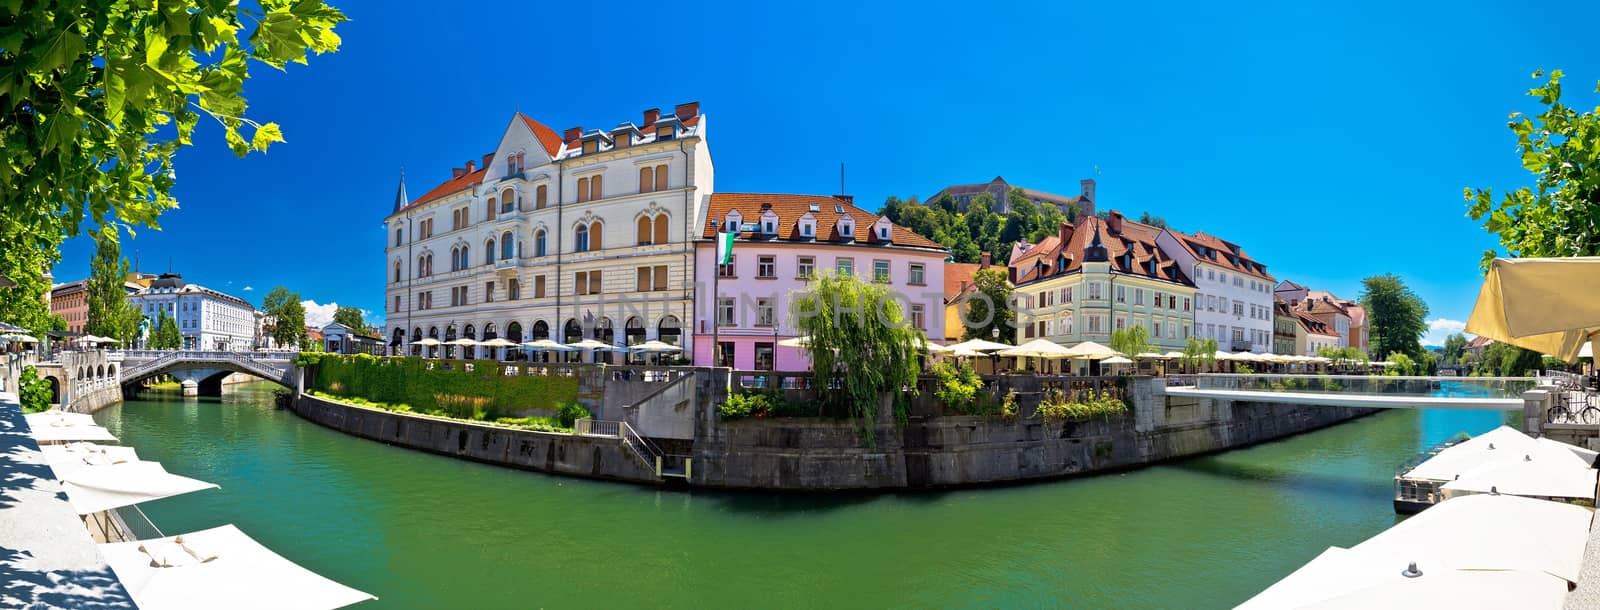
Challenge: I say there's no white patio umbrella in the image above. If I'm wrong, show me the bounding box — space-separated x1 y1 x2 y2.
1161 350 1185 359
947 338 1012 353
1063 341 1122 359
566 339 620 351
1236 546 1567 610
1440 445 1598 501
100 523 377 610
1134 352 1169 360
924 341 953 353
1404 425 1540 481
951 347 985 358
60 461 219 515
1352 493 1592 583
1101 356 1133 366
777 335 811 348
40 443 140 479
442 338 480 346
2 332 38 343
520 339 574 351
629 340 682 353
997 339 1072 358
25 411 118 444
479 338 518 348
409 337 441 346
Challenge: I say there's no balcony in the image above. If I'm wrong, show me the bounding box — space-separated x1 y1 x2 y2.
1231 340 1254 352
494 258 518 271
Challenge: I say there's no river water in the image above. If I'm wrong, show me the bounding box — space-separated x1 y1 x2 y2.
92 381 1511 609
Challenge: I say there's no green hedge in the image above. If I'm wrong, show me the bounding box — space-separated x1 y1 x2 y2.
302 353 579 420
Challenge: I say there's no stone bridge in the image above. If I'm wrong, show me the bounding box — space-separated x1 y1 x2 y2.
116 350 297 396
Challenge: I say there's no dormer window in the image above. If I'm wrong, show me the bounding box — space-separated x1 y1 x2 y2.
799 213 816 238
838 214 854 240
657 125 674 140
879 226 889 240
724 210 742 233
761 210 778 235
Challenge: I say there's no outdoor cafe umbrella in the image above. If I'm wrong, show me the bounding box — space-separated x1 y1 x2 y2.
629 340 681 353
99 523 377 610
60 460 219 515
1235 546 1567 610
776 335 811 348
1352 493 1591 583
443 338 480 346
1064 341 1121 359
25 410 118 444
924 341 953 353
1101 356 1133 366
479 338 518 348
2 332 37 343
41 443 140 479
1466 256 1600 361
520 339 573 351
999 339 1073 373
566 339 620 351
410 338 442 346
947 338 1012 353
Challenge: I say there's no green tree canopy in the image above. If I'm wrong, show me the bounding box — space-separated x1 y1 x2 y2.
877 188 1074 265
1360 274 1428 360
0 0 346 332
332 305 365 331
961 268 1015 343
790 272 923 444
1137 211 1169 229
262 286 306 348
1110 325 1151 359
152 308 180 349
1467 70 1600 269
85 229 140 345
1441 333 1469 365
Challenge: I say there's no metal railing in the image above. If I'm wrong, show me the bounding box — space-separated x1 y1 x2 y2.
1189 374 1538 399
571 418 678 478
574 418 620 437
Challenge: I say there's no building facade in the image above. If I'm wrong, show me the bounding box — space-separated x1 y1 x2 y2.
691 193 948 370
1156 229 1275 352
1272 300 1298 355
128 273 257 350
926 176 1096 217
1296 311 1341 356
1275 281 1369 354
942 258 989 344
385 103 712 361
1010 212 1197 355
49 280 89 334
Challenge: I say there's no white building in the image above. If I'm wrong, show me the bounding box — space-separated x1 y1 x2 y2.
1155 230 1275 352
129 273 257 350
385 103 713 361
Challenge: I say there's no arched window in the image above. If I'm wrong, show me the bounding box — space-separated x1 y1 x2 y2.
394 261 402 282
535 230 547 256
449 247 459 271
564 318 583 343
418 255 427 277
463 324 476 339
507 278 520 300
575 224 589 252
459 247 467 268
654 164 668 191
658 315 681 346
501 231 514 260
577 177 589 203
536 184 547 209
636 216 652 245
639 166 654 193
506 321 523 343
531 320 549 340
412 327 422 356
625 316 645 346
486 197 497 221
653 215 668 245
485 239 496 264
590 174 603 201
501 188 515 213
589 221 603 251
395 227 403 246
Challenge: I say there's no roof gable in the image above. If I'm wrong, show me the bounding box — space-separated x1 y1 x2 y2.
704 193 944 250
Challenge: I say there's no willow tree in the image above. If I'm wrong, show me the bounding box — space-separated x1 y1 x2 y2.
0 0 346 328
1110 325 1151 359
790 272 923 443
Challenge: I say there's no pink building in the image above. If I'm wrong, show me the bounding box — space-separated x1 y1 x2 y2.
692 193 949 370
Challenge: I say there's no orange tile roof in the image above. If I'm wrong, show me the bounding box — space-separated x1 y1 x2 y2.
1167 228 1275 282
703 193 946 250
944 262 983 301
519 114 564 157
407 167 487 208
1295 311 1338 337
1011 213 1191 287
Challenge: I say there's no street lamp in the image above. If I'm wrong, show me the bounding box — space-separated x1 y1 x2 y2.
991 327 1001 375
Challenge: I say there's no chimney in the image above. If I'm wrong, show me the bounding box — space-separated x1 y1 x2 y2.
1107 210 1123 234
674 101 700 119
563 126 582 142
482 153 495 169
465 160 475 173
452 167 466 178
643 108 661 125
1058 221 1071 246
832 194 853 205
980 251 991 268
1080 178 1096 202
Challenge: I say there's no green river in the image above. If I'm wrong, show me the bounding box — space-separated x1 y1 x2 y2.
92 382 1511 609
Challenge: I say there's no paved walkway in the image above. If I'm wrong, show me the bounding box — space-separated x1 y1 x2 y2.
1568 512 1600 609
0 392 135 609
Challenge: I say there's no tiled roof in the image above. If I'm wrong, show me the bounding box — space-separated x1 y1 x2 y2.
1300 296 1350 318
1296 311 1338 337
519 114 564 157
944 262 983 301
703 193 946 250
1168 229 1274 282
1011 213 1191 287
1468 335 1495 348
408 167 487 209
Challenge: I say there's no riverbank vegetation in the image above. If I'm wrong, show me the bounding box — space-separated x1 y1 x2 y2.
305 389 582 433
791 272 923 443
298 353 579 419
1036 389 1127 433
17 366 52 413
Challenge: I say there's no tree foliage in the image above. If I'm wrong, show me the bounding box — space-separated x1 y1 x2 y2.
790 272 923 444
1180 337 1219 373
1360 274 1428 361
882 188 1075 265
962 268 1015 343
1137 211 1169 229
332 305 365 331
18 366 54 413
1467 70 1600 269
1110 325 1151 359
0 0 346 332
1475 341 1544 377
85 229 140 344
152 308 180 349
1441 333 1469 365
262 286 305 348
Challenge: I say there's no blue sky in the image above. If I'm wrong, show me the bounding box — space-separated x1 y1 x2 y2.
53 0 1600 343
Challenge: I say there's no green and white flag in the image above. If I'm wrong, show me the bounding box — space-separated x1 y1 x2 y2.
716 230 736 265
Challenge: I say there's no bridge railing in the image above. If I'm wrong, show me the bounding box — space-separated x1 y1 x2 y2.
1188 374 1538 399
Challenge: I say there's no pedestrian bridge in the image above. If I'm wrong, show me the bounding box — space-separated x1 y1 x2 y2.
116 350 298 394
1162 374 1538 411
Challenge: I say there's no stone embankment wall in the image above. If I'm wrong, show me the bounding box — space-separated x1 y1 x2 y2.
690 378 1379 491
290 394 660 484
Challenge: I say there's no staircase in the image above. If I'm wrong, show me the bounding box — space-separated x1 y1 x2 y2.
574 418 690 480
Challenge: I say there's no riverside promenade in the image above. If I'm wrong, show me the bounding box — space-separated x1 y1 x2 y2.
0 391 135 609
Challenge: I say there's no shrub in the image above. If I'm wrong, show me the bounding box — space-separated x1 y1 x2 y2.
718 392 773 420
1000 390 1019 420
556 400 590 427
932 360 983 415
304 354 578 416
17 366 52 413
1036 389 1127 429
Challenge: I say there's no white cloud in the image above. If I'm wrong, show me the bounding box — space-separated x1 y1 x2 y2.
242 285 254 292
302 300 339 328
1421 318 1472 348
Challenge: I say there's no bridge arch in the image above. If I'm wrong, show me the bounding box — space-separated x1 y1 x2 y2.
117 351 298 394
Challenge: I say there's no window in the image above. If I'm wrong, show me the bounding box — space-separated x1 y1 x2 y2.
797 256 815 279
639 166 654 193
910 304 925 329
487 197 497 221
506 155 516 176
575 224 589 252
756 298 774 327
836 258 854 277
1116 286 1126 303
501 188 515 213
1183 297 1191 312
395 227 403 246
577 177 589 202
653 265 667 291
653 215 668 245
485 281 495 303
871 260 890 282
1088 281 1102 300
394 261 402 283
1135 288 1144 305
637 216 652 245
394 295 402 312
485 238 496 264
536 185 547 209
719 254 736 278
534 275 546 298
451 208 461 230
1064 315 1074 334
501 231 514 260
718 298 736 326
908 263 925 286
1233 302 1244 317
801 220 814 237
588 221 603 251
589 174 603 201
508 279 520 300
754 343 774 371
1154 320 1162 338
535 230 547 256
574 270 602 295
716 341 734 368
637 267 652 292
654 164 667 191
1065 286 1074 303
1088 315 1102 333
1115 316 1126 330
758 255 776 278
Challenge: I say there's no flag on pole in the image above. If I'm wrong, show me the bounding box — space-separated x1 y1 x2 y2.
716 230 736 265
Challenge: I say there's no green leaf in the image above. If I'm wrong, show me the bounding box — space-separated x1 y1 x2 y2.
250 122 284 151
38 29 85 73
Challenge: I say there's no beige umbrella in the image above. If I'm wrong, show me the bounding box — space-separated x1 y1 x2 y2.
1466 256 1600 361
629 340 681 353
951 347 985 358
1102 356 1133 365
520 339 573 351
566 339 620 351
1161 350 1185 359
1064 341 1122 359
924 341 953 353
777 335 811 348
443 338 480 347
948 339 1012 353
479 338 518 348
1134 352 1168 360
998 339 1072 358
410 338 442 346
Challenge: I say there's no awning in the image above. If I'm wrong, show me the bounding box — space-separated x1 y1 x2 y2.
40 443 139 478
1403 425 1541 481
60 461 218 515
100 524 376 610
1237 546 1567 610
1441 446 1598 500
1351 493 1592 583
1466 257 1600 361
25 411 118 444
